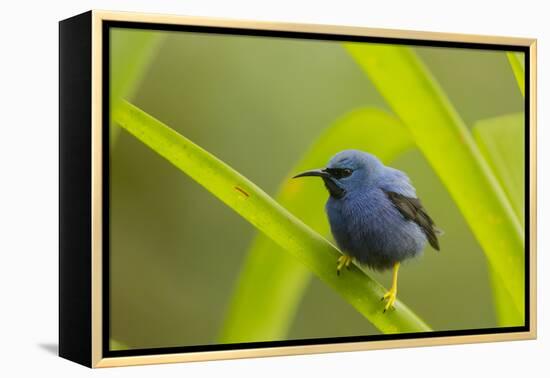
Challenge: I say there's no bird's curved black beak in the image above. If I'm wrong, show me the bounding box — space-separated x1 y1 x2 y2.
292 168 345 199
292 169 331 179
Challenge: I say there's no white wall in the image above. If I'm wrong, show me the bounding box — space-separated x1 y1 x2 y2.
1 0 546 376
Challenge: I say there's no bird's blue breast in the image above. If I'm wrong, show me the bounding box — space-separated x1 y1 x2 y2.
326 186 426 271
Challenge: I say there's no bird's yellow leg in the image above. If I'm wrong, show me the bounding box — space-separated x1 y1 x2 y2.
336 254 352 276
382 262 400 312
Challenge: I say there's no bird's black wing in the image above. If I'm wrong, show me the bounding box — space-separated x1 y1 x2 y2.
384 191 440 251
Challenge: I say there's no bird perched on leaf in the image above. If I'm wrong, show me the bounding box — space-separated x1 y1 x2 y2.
293 149 441 312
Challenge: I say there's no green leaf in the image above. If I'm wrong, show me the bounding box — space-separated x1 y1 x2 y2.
473 113 525 225
506 52 525 97
488 269 523 326
473 113 525 326
220 108 416 343
110 29 163 142
345 43 524 317
113 100 431 339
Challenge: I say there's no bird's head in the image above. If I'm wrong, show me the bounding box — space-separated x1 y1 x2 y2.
293 149 383 199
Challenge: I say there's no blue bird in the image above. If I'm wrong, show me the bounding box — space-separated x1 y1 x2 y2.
293 149 441 311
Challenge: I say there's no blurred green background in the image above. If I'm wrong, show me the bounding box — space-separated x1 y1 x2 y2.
109 28 524 350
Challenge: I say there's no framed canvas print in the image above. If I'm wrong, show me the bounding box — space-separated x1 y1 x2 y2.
59 10 537 368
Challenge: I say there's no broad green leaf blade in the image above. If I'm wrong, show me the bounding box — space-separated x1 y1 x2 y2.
345 43 525 317
473 113 525 225
473 113 525 326
488 269 523 326
507 52 525 97
113 100 431 336
110 29 163 142
220 108 415 343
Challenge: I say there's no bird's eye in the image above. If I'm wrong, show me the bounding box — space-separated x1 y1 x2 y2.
341 168 353 177
326 168 353 179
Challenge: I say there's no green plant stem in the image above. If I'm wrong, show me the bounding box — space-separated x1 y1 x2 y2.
346 43 525 315
113 100 432 336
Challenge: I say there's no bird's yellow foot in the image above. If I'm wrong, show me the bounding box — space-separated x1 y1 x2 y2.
381 288 397 312
381 262 400 312
336 254 352 275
